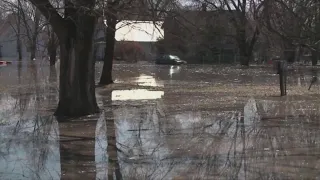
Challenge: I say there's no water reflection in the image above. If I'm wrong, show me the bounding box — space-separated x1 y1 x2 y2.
169 65 181 78
95 113 107 180
244 98 259 126
133 74 164 87
3 63 320 179
110 97 320 179
59 116 97 179
0 115 60 180
106 109 122 180
0 92 320 180
112 89 164 101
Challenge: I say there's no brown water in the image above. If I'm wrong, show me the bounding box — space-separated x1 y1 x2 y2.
1 61 320 179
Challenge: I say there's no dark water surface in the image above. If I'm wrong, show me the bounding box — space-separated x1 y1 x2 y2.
1 61 320 179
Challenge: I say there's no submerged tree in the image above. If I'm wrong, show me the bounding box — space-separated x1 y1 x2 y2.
99 0 118 85
26 0 177 116
28 0 99 117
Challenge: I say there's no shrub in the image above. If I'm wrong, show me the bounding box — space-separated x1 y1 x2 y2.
114 41 145 62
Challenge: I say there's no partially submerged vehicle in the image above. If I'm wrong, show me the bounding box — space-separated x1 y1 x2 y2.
155 54 187 65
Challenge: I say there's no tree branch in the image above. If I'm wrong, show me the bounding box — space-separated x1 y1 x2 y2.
28 0 65 38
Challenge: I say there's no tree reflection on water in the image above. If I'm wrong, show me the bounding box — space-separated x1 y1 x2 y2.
1 63 320 179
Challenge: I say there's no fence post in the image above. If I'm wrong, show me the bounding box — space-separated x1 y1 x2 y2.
276 60 288 96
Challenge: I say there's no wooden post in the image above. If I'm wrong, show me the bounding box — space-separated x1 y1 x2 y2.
277 60 287 96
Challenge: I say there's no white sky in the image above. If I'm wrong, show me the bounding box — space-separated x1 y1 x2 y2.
115 21 164 42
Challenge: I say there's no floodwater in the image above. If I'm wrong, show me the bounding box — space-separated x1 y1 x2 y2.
1 61 320 179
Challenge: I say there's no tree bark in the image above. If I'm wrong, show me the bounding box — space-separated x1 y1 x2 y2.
55 16 99 117
99 12 117 85
29 0 99 117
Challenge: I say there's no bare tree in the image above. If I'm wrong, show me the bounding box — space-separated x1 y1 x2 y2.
263 0 320 65
1 0 47 60
45 25 58 66
27 0 99 117
20 3 44 60
98 0 178 84
99 0 119 85
16 0 22 60
195 0 265 66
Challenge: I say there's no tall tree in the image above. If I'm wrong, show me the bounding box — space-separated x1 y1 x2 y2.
28 0 99 117
19 3 43 60
168 0 264 65
2 0 45 60
99 0 118 85
46 25 59 66
98 0 178 84
208 0 264 66
17 0 22 60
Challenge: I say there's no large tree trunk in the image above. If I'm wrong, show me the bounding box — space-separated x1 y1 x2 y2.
54 15 99 117
29 0 99 117
99 13 117 85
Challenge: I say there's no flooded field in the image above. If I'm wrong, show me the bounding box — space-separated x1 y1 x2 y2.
1 61 320 179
